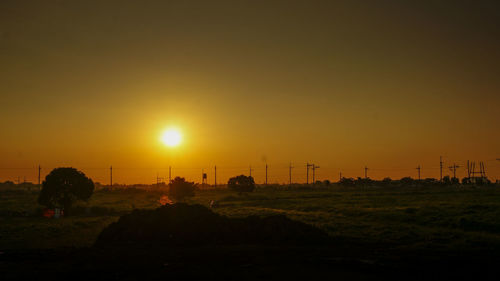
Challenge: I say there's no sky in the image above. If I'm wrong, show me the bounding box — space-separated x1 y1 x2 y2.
1 0 499 184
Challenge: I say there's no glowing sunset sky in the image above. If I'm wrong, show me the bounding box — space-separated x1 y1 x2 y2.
1 0 499 184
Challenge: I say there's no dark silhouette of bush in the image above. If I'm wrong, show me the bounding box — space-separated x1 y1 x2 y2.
381 177 392 185
399 177 414 186
228 175 255 193
38 167 94 215
95 203 330 248
168 177 196 202
355 177 373 186
442 176 452 185
339 177 355 186
422 178 438 186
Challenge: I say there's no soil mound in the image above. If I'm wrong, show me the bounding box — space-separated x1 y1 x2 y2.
95 203 330 248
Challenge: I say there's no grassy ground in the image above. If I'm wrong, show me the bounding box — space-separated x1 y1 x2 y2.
2 185 500 256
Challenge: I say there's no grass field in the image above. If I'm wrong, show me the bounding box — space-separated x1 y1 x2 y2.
2 184 500 258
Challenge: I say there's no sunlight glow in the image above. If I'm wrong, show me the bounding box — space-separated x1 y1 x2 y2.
161 128 182 147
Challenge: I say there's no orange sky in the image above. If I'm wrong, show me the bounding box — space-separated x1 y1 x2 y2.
1 0 499 184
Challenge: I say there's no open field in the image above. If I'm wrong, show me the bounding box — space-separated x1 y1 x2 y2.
2 185 500 280
2 185 500 255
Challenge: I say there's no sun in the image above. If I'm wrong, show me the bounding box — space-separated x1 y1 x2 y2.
160 128 182 147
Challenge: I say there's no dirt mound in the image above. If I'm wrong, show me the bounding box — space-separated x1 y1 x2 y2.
95 203 330 248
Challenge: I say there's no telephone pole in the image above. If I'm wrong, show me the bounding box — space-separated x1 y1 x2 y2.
169 166 172 183
249 165 253 177
306 163 314 184
364 166 369 179
339 171 342 181
416 165 421 181
265 164 268 185
449 163 460 179
289 162 293 185
110 166 113 187
440 156 443 182
312 164 320 184
214 165 217 187
38 165 41 190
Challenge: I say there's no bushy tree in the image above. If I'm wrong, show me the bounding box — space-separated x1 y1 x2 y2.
38 167 94 215
168 177 197 202
228 175 255 193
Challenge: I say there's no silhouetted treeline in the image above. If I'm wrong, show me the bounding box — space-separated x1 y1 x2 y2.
0 180 38 190
337 176 493 187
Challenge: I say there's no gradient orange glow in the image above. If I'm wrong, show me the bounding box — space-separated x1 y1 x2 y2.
0 1 499 184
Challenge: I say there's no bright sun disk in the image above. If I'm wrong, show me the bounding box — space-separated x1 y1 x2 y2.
161 129 182 147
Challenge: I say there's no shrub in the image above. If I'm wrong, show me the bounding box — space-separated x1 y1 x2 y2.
168 177 196 202
339 177 355 186
228 175 255 193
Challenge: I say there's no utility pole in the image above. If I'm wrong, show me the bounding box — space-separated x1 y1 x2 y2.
339 171 342 182
289 162 293 186
214 165 217 187
110 166 113 188
265 164 268 185
467 160 471 179
38 165 41 190
440 156 443 182
312 164 320 184
416 165 421 181
364 166 369 179
449 163 460 179
156 172 162 188
169 166 172 184
249 165 253 177
306 163 313 184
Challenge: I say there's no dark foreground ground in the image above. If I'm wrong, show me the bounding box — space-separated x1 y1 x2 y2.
2 243 499 280
2 185 500 280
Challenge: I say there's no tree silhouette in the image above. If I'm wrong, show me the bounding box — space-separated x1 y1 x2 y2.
339 177 355 186
38 167 94 215
442 176 452 185
228 175 255 193
168 177 196 202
